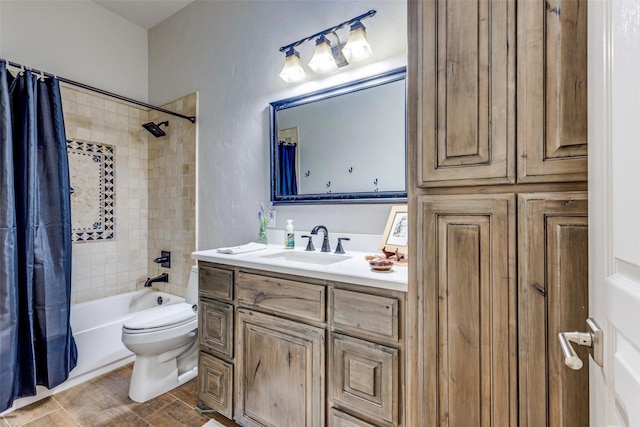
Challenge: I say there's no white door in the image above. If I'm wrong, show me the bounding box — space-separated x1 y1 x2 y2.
589 0 640 425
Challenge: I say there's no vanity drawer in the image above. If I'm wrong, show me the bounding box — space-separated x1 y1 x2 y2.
329 409 378 427
199 263 234 302
330 333 399 425
199 298 233 359
330 288 399 343
236 272 325 323
198 352 233 419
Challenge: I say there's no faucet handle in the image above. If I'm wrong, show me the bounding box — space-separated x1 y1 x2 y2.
335 237 350 254
301 235 315 251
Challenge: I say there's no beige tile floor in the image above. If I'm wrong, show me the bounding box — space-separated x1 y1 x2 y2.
1 364 238 427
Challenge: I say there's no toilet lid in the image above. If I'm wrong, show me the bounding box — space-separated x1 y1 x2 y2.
123 302 197 332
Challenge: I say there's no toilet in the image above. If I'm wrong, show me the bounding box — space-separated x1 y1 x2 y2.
122 266 199 403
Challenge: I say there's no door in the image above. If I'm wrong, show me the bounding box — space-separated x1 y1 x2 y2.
589 1 640 425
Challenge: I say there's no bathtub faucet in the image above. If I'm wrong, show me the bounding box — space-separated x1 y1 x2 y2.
145 273 168 287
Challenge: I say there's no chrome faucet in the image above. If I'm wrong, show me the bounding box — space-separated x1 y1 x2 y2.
310 225 330 252
145 273 168 287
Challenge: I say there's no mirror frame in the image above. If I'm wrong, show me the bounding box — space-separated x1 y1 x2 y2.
269 67 407 205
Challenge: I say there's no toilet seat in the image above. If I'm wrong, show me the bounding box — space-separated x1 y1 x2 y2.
123 302 197 334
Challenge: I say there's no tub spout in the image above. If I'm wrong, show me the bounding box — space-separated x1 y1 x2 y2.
145 273 168 287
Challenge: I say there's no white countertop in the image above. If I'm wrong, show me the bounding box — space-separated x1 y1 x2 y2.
192 245 408 293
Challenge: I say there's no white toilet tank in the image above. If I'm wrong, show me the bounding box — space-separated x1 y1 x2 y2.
185 265 198 306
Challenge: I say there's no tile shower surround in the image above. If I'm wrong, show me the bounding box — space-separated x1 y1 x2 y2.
61 86 196 304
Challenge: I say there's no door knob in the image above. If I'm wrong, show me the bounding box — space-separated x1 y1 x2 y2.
558 317 603 370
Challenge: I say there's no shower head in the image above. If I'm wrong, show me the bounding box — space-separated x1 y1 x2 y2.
142 121 169 137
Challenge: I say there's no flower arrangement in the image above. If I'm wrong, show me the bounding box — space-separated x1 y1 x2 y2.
258 202 274 244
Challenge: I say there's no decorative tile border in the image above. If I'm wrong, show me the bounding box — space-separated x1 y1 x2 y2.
67 140 115 242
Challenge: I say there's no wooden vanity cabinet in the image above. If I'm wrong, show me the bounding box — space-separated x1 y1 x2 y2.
196 262 406 426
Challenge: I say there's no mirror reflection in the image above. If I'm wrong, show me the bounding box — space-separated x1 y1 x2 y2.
270 68 406 204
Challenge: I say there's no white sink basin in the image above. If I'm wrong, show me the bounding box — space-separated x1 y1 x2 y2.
260 251 352 265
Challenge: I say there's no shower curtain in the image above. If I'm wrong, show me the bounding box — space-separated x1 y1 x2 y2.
0 60 77 412
278 142 298 196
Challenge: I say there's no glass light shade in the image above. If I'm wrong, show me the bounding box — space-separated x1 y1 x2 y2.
308 36 338 74
279 48 307 83
343 21 373 63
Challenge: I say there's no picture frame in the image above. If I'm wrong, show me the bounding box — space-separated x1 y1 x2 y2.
379 205 408 256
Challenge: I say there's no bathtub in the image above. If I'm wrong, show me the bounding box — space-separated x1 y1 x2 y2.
4 288 185 413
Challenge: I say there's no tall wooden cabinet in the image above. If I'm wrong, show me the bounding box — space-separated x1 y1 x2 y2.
408 0 588 426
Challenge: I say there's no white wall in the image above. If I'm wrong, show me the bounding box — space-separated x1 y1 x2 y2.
148 0 408 250
0 0 148 101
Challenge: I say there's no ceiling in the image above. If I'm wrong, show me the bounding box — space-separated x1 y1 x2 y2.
92 0 194 30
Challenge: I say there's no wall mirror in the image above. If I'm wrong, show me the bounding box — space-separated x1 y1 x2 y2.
270 67 406 204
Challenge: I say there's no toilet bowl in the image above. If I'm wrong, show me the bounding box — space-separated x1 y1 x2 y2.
122 266 199 403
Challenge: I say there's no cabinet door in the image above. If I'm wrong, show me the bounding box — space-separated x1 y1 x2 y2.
330 333 399 425
199 298 233 359
518 192 588 426
418 194 516 426
517 0 588 182
199 352 233 419
236 308 325 427
414 0 515 187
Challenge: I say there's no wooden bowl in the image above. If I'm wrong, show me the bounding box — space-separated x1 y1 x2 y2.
369 259 394 272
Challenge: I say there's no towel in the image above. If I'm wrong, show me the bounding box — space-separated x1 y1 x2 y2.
201 420 227 427
216 242 267 255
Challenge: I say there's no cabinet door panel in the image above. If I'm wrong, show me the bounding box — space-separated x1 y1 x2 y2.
329 408 377 427
419 194 516 426
518 192 588 426
236 309 325 427
517 0 588 182
199 298 233 359
330 333 399 425
417 0 515 186
198 352 233 419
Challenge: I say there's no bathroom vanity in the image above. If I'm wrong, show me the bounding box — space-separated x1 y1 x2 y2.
192 246 407 427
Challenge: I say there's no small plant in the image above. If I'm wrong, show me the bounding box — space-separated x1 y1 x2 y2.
258 202 273 244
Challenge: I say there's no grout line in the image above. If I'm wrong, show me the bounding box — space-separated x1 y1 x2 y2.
2 397 62 427
51 397 82 427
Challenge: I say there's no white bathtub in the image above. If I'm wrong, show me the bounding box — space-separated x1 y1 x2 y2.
3 288 184 413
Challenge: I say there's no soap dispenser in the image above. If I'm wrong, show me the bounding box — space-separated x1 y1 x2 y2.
285 219 295 249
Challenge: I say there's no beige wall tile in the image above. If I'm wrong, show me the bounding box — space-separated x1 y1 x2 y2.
65 88 196 304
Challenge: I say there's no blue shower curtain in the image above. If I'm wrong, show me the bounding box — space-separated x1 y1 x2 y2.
278 142 298 196
0 60 77 412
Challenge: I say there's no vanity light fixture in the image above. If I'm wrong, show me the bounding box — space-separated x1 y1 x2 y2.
278 9 376 83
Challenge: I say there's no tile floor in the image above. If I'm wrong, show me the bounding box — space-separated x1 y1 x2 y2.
1 364 238 427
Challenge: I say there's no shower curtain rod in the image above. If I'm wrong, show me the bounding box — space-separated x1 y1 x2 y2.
4 59 196 123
